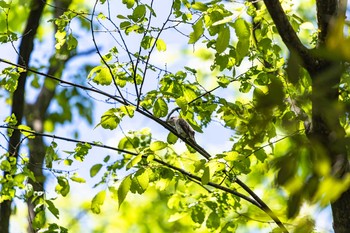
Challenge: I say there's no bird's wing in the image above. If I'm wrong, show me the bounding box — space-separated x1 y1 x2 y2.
178 118 195 141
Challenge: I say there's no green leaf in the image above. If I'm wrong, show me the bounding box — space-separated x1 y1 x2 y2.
98 108 120 130
156 38 167 51
126 154 143 170
233 18 251 63
45 142 58 168
233 18 250 40
0 160 11 171
206 212 220 229
18 125 35 139
103 155 111 163
150 141 167 151
67 33 78 50
287 192 302 218
183 86 197 102
55 30 66 50
91 190 106 214
132 168 149 194
168 212 188 222
191 205 205 224
70 173 86 183
255 149 267 162
236 40 250 63
90 164 103 177
55 176 70 197
141 36 154 49
0 1 10 8
131 4 146 22
92 67 113 86
217 75 231 87
32 210 46 229
122 0 135 8
153 98 168 117
201 166 210 185
189 18 204 44
176 96 188 112
73 142 92 162
216 26 230 54
167 132 178 144
118 175 132 208
120 105 135 117
191 2 208 11
46 200 59 219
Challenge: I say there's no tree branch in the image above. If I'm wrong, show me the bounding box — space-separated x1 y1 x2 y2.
262 0 314 69
0 125 138 156
91 0 128 104
316 0 338 47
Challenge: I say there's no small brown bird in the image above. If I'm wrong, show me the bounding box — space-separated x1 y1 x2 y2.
168 116 196 142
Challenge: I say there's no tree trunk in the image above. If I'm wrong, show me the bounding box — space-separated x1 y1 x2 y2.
25 1 73 232
0 1 46 233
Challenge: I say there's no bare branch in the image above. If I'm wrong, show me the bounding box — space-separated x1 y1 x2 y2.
0 125 138 156
137 0 174 108
91 0 127 104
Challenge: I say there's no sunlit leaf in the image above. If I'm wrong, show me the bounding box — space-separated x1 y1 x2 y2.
70 173 86 183
126 154 143 170
150 141 167 151
90 164 103 177
55 177 70 197
153 98 168 117
216 26 230 54
189 18 204 44
167 132 178 144
156 38 167 51
118 175 132 208
168 212 188 222
122 0 135 8
18 125 35 139
191 2 207 11
132 168 149 194
32 210 46 229
98 108 120 130
131 4 146 22
91 190 106 214
93 67 113 86
46 200 59 219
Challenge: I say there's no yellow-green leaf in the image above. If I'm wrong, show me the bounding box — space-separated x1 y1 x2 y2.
93 67 113 86
118 175 132 208
156 38 166 52
90 164 103 177
18 125 35 139
150 141 167 151
216 26 230 54
32 210 46 229
167 132 178 144
191 2 208 11
153 98 168 117
120 105 135 117
189 18 204 44
70 173 86 183
98 108 120 130
91 190 106 214
132 168 149 194
126 154 143 170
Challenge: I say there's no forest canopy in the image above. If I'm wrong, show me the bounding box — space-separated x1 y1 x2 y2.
1 0 350 232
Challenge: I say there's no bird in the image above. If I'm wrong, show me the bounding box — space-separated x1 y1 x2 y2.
168 116 196 142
